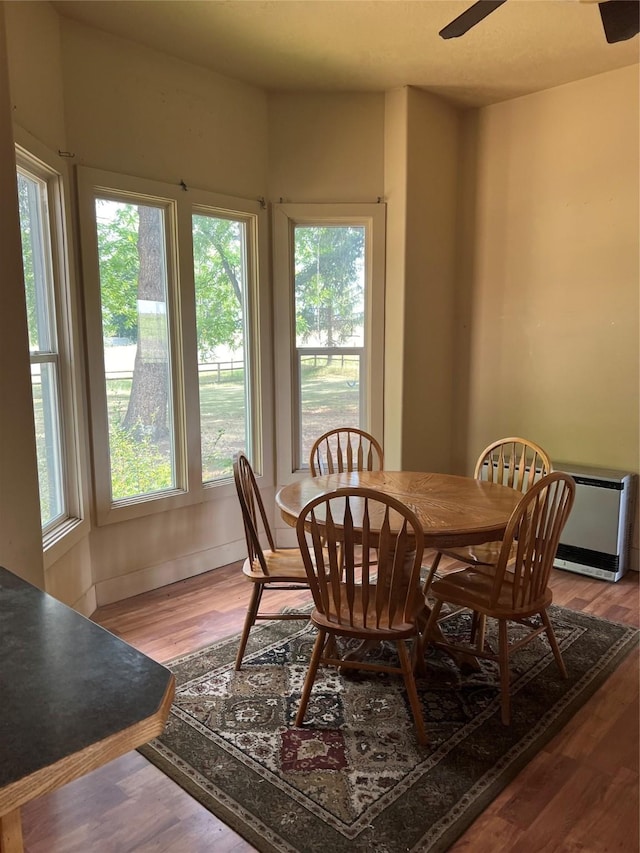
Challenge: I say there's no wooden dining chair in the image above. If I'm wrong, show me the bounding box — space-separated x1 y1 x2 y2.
309 427 384 476
294 487 428 746
423 436 551 582
423 471 575 725
422 437 552 650
232 451 311 670
309 428 384 567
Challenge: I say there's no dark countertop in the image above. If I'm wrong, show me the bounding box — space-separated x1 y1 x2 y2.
0 566 173 790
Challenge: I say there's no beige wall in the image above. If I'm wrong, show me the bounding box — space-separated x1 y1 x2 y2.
5 3 95 606
0 3 44 587
459 65 639 567
4 0 66 151
61 20 269 198
268 92 385 202
44 536 94 614
88 495 244 604
383 87 460 473
383 88 409 471
460 65 639 477
402 87 459 473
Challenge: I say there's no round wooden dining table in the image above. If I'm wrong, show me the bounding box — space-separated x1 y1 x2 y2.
276 470 522 674
276 470 522 549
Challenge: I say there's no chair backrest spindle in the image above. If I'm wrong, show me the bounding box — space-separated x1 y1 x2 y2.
490 472 575 611
297 488 424 632
475 437 551 495
309 428 384 477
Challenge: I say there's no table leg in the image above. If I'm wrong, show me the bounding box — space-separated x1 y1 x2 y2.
0 808 24 853
340 638 380 665
415 604 483 674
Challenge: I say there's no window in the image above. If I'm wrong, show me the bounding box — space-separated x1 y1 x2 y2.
15 141 85 547
273 204 385 478
94 197 177 502
78 169 267 523
293 224 366 466
193 210 254 483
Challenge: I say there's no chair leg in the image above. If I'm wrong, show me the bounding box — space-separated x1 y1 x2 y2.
540 609 568 678
235 584 264 671
414 598 444 678
498 618 511 725
397 640 428 746
295 628 327 727
422 597 444 646
422 551 442 596
411 629 426 676
471 612 487 652
470 610 479 642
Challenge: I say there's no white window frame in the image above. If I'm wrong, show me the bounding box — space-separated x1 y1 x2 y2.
273 203 386 482
14 131 89 564
77 167 269 525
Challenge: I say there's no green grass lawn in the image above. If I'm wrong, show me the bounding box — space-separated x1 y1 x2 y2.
105 359 361 493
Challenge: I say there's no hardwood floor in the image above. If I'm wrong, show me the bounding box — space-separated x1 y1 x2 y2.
21 559 639 852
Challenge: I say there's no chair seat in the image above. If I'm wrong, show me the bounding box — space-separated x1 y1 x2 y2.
311 584 422 639
430 568 552 620
439 540 514 568
243 548 309 583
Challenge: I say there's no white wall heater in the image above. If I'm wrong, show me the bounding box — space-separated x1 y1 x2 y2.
552 463 636 583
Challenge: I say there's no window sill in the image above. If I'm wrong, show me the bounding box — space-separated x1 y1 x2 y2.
43 516 91 569
95 476 239 527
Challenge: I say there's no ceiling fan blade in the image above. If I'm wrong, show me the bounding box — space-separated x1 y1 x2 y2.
598 0 640 43
439 0 508 39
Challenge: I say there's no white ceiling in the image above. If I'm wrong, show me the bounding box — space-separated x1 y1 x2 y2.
52 0 639 108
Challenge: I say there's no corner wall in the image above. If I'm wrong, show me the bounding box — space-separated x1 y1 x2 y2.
459 64 639 565
462 65 639 472
0 3 44 587
402 88 459 473
382 88 409 470
384 87 460 473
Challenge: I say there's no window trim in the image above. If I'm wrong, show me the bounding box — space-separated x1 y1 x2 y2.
77 167 270 525
272 202 386 483
14 129 90 565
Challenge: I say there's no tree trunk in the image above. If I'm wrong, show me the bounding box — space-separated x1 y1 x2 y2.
123 206 169 441
326 300 334 364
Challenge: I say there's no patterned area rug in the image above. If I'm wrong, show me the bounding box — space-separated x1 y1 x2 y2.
140 606 638 853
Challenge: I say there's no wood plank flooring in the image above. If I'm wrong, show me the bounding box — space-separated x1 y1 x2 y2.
21 558 639 852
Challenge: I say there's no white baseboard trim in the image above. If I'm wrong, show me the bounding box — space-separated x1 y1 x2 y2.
94 540 246 608
91 537 638 611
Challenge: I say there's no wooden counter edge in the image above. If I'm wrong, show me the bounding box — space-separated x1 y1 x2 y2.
0 674 175 818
